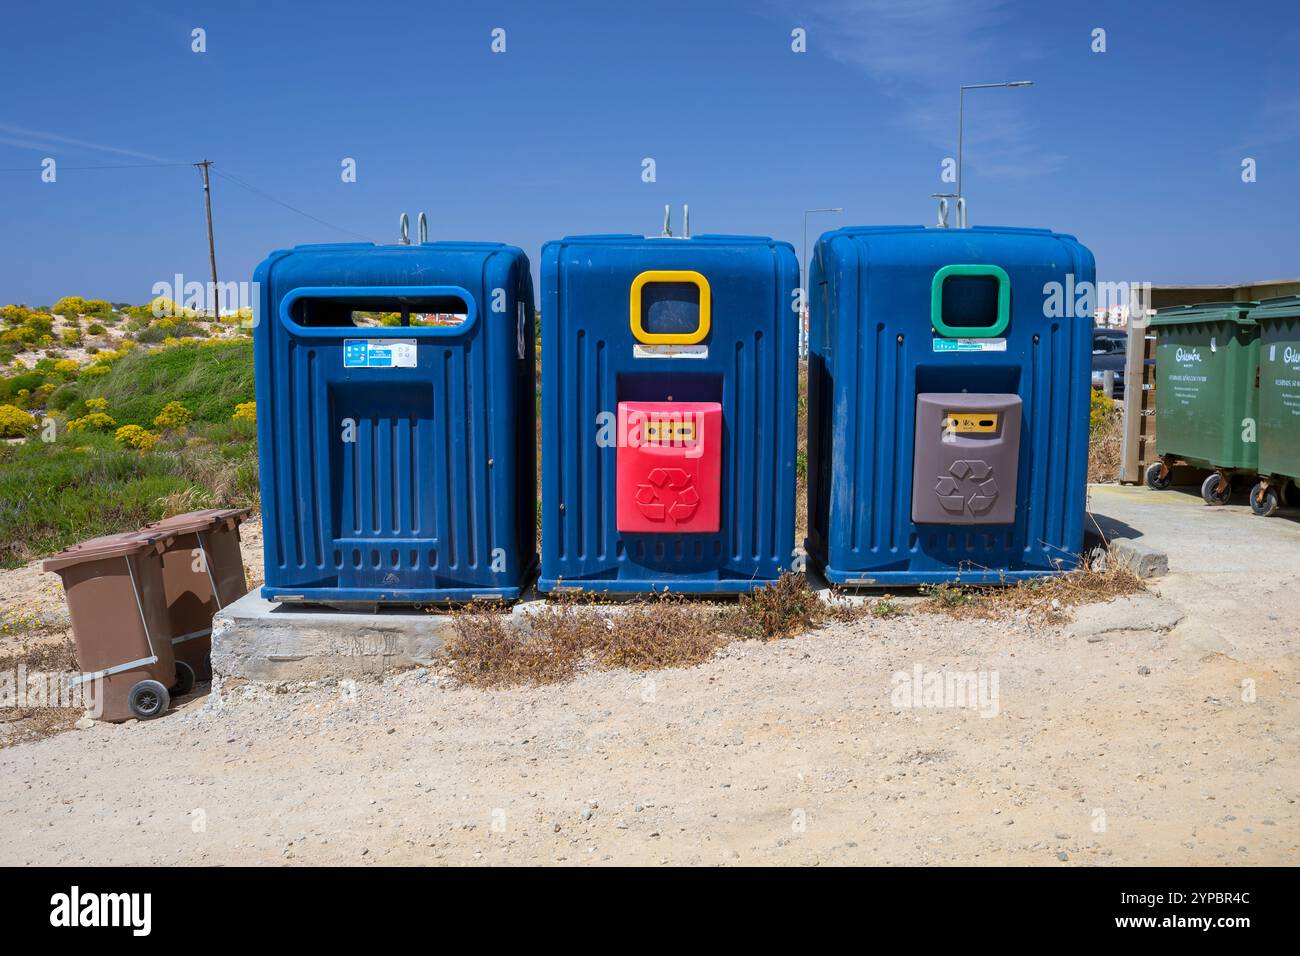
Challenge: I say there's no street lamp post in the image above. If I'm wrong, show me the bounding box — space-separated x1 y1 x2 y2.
956 81 1032 226
802 207 843 355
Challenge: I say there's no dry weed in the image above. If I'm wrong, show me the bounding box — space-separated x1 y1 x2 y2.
726 572 844 640
0 635 83 749
441 574 845 688
0 634 78 672
0 706 83 749
917 560 1145 625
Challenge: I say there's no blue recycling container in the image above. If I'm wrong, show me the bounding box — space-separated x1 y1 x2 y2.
538 233 799 593
253 241 536 603
807 225 1095 585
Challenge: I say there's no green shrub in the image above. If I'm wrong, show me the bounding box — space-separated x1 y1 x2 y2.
0 404 36 438
114 424 159 450
46 382 84 413
153 400 193 430
134 319 209 344
66 411 117 433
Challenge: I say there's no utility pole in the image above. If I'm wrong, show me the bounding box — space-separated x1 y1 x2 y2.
195 160 219 318
955 81 1033 227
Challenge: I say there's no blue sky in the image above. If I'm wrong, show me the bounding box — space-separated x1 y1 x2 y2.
1 0 1297 305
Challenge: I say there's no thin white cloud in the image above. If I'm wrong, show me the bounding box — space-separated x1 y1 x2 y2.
1228 95 1300 154
802 0 1013 87
788 0 1063 179
0 122 175 163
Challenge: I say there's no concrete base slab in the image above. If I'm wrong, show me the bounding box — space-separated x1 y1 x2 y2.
213 592 458 682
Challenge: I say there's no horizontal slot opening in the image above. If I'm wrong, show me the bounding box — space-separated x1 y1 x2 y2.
292 294 470 329
617 372 723 405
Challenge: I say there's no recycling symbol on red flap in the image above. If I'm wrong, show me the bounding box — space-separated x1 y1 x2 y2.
633 467 700 523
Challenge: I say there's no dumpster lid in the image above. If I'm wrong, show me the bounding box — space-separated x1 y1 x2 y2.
1149 302 1258 328
41 531 172 573
1246 295 1300 319
143 507 253 535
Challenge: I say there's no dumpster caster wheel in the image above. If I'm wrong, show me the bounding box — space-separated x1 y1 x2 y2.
1249 482 1279 517
127 680 170 721
1145 462 1173 491
1201 473 1231 505
1280 480 1296 507
172 661 196 697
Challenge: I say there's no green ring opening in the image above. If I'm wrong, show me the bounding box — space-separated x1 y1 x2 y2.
931 264 1011 338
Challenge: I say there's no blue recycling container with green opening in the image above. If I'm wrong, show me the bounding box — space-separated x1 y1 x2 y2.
253 241 536 603
807 225 1095 585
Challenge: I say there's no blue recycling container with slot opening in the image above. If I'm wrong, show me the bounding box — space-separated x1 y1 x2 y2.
538 233 800 593
806 225 1095 585
253 241 536 603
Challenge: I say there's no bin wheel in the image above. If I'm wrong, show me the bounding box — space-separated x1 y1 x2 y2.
1280 480 1296 507
1249 482 1279 517
127 680 170 721
1201 473 1231 505
172 661 196 697
1145 462 1173 491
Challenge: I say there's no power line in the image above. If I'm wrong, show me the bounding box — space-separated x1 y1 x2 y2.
0 161 192 172
0 156 376 244
211 167 375 242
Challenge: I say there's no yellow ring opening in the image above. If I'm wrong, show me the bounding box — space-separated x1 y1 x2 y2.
630 270 711 345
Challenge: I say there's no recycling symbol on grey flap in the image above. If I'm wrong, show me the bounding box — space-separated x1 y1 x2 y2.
934 459 998 515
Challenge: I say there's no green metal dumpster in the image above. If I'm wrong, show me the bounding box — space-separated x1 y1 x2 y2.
1146 302 1260 504
1246 296 1300 516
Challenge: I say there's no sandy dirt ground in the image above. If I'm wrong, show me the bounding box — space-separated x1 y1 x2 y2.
0 490 1296 866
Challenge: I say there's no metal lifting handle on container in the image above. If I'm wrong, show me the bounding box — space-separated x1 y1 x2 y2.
660 204 691 238
931 194 967 229
397 212 428 245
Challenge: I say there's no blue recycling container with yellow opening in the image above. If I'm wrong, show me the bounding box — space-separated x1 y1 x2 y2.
807 225 1095 585
538 233 799 593
253 241 536 603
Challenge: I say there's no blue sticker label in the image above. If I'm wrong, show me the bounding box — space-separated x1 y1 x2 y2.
343 340 369 367
933 337 1007 353
343 339 417 368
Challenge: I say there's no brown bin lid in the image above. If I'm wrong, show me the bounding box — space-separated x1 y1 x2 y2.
41 530 172 573
143 507 253 535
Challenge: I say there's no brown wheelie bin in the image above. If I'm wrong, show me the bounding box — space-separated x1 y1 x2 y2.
141 508 252 689
42 531 178 722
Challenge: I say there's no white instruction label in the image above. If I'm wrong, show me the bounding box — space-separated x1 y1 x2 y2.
343 338 417 368
633 343 709 360
932 337 1007 353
